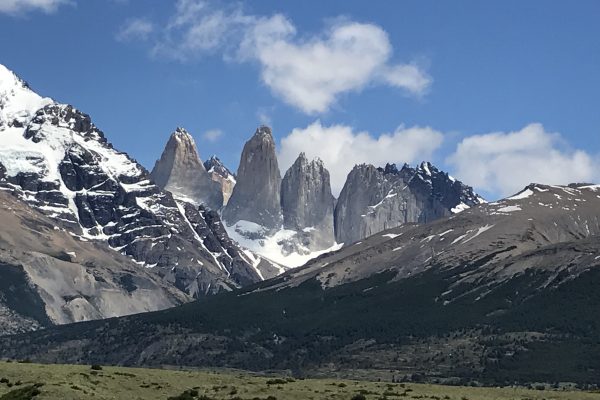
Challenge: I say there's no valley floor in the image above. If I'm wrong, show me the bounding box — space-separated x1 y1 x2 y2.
0 362 597 400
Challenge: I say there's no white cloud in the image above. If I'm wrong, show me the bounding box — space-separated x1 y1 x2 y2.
0 0 72 15
447 123 597 198
202 129 223 142
381 64 431 96
241 19 431 114
152 1 253 60
278 120 444 195
117 18 154 42
141 0 431 114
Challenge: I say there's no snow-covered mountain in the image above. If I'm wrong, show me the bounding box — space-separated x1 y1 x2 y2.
0 64 275 320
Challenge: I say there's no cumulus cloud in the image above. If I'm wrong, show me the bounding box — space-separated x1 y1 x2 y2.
139 0 431 114
202 129 223 142
117 18 154 42
0 0 72 15
240 19 431 114
447 123 597 198
278 120 444 195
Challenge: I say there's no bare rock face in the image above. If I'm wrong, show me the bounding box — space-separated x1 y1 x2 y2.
151 128 223 210
223 126 282 229
334 162 484 245
281 153 335 250
204 156 236 206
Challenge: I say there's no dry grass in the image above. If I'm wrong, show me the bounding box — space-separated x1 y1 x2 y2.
0 362 596 400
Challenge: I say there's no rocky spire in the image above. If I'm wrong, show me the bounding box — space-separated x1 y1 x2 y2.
281 153 335 249
204 156 236 206
223 126 282 229
150 127 223 210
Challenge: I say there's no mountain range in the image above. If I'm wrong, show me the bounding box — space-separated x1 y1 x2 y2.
152 123 484 267
0 62 478 330
4 183 600 385
0 64 282 333
2 63 600 386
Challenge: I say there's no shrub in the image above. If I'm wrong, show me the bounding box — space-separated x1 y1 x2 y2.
266 379 288 385
90 365 103 371
167 389 208 400
351 395 367 400
0 383 43 400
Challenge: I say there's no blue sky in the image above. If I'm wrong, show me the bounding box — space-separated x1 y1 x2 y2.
1 0 599 199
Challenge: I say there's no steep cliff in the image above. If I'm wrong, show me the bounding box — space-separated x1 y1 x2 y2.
151 128 223 210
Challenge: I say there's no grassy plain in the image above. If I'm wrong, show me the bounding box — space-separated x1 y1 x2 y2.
0 362 597 400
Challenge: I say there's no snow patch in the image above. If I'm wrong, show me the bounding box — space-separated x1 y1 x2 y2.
497 205 522 213
225 220 343 268
451 203 470 213
508 188 534 200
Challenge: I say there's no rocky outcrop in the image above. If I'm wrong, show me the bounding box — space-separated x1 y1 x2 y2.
334 162 484 245
204 156 236 206
281 153 335 250
151 128 223 210
223 126 282 229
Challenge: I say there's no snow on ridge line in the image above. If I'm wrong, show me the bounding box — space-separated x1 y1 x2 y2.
508 188 534 200
0 64 53 128
496 205 522 213
225 219 342 269
451 202 470 213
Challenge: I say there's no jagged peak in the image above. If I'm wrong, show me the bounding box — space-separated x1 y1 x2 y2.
353 163 374 170
311 156 324 167
291 152 309 167
255 125 272 135
207 154 222 163
252 125 275 143
0 64 53 128
417 161 437 176
172 126 194 140
288 153 327 174
0 64 28 91
204 155 234 178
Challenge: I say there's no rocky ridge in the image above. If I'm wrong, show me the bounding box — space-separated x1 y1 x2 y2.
334 161 485 245
0 63 272 314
